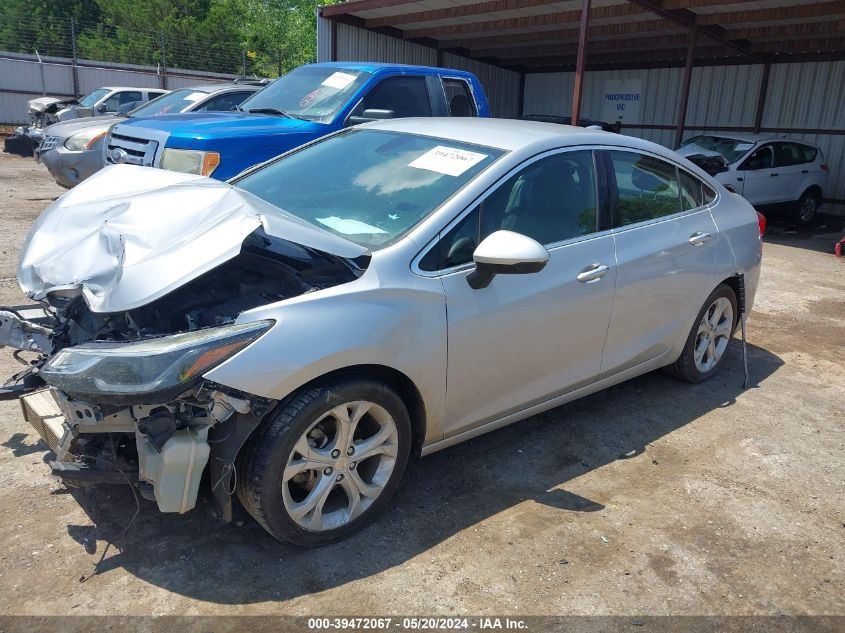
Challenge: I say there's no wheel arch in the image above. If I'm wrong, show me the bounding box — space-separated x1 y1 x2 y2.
272 364 428 456
802 184 823 201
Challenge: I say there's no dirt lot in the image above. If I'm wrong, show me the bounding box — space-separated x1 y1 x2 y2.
0 152 842 618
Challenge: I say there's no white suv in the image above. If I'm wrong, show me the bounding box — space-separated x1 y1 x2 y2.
678 134 829 224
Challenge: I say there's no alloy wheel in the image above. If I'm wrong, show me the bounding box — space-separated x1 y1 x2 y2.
693 297 733 373
799 196 817 224
282 400 399 532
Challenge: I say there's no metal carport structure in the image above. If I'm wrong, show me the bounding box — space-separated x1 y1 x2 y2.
316 0 845 207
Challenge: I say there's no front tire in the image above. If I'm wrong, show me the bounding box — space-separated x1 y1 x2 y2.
666 284 737 383
237 377 412 546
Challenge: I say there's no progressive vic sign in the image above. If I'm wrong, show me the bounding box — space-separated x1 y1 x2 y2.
601 79 642 124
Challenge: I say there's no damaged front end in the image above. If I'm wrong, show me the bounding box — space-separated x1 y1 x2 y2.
6 165 369 518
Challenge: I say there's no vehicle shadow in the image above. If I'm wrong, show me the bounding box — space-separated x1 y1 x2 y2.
64 341 783 603
763 213 844 255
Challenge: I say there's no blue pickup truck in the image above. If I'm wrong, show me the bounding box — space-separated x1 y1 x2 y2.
104 62 491 181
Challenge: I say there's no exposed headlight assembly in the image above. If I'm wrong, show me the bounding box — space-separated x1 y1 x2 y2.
161 148 221 176
64 126 110 151
41 320 272 399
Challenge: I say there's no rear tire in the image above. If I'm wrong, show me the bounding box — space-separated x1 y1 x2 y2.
237 377 412 547
666 284 738 383
794 189 820 226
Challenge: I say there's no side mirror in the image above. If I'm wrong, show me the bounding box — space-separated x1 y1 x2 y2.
96 103 109 113
347 109 395 126
467 230 549 290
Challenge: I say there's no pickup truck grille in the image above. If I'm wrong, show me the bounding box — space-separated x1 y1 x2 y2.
105 131 159 167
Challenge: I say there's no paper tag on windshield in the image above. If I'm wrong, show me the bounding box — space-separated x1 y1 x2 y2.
735 142 754 151
317 216 386 235
183 92 206 102
408 146 487 177
321 72 357 90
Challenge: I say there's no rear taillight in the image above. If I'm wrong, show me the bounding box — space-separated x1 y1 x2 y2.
756 211 767 236
820 163 829 173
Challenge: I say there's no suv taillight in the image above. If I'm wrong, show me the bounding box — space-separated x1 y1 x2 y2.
820 163 829 173
757 211 767 236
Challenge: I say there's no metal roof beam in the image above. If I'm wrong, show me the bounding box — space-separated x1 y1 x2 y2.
320 0 422 18
402 4 647 40
625 0 764 62
366 0 575 29
473 34 693 58
697 2 845 27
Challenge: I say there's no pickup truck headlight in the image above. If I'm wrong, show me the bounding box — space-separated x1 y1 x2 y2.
40 320 272 397
161 148 221 176
64 126 110 151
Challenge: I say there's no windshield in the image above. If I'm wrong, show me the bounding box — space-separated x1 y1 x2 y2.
235 129 503 249
680 135 756 164
238 66 370 122
79 88 109 108
130 88 209 117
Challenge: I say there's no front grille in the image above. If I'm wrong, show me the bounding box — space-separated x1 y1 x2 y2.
21 389 66 453
105 131 159 167
38 135 60 152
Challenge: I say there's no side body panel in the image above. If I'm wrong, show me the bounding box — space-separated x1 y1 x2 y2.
601 208 718 377
708 191 763 311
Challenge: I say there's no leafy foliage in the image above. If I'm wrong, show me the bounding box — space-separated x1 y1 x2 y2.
0 0 340 77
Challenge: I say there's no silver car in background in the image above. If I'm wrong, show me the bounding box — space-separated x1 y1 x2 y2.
8 119 762 546
36 83 263 188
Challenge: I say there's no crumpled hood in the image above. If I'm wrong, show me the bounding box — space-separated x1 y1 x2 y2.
676 145 726 161
28 97 77 114
18 164 368 313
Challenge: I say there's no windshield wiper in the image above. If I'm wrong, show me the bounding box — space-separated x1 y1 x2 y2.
247 107 297 119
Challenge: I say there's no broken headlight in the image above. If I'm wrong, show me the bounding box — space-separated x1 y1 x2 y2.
40 320 272 398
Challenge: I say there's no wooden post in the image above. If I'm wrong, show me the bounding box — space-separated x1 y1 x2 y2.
753 59 771 133
570 0 591 125
674 28 698 149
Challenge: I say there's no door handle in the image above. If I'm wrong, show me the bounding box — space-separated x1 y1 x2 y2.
689 232 712 246
577 263 609 283
770 172 779 177
801 169 809 174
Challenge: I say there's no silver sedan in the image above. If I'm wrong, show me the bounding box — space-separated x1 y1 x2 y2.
11 118 762 546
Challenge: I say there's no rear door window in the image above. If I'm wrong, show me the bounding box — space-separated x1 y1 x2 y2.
609 151 682 226
775 142 817 165
443 78 476 117
679 169 704 210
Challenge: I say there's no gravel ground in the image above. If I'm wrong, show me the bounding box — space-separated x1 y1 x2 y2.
0 152 842 618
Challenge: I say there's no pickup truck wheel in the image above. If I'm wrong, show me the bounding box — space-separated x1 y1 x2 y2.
794 190 820 225
236 377 411 546
666 284 737 383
